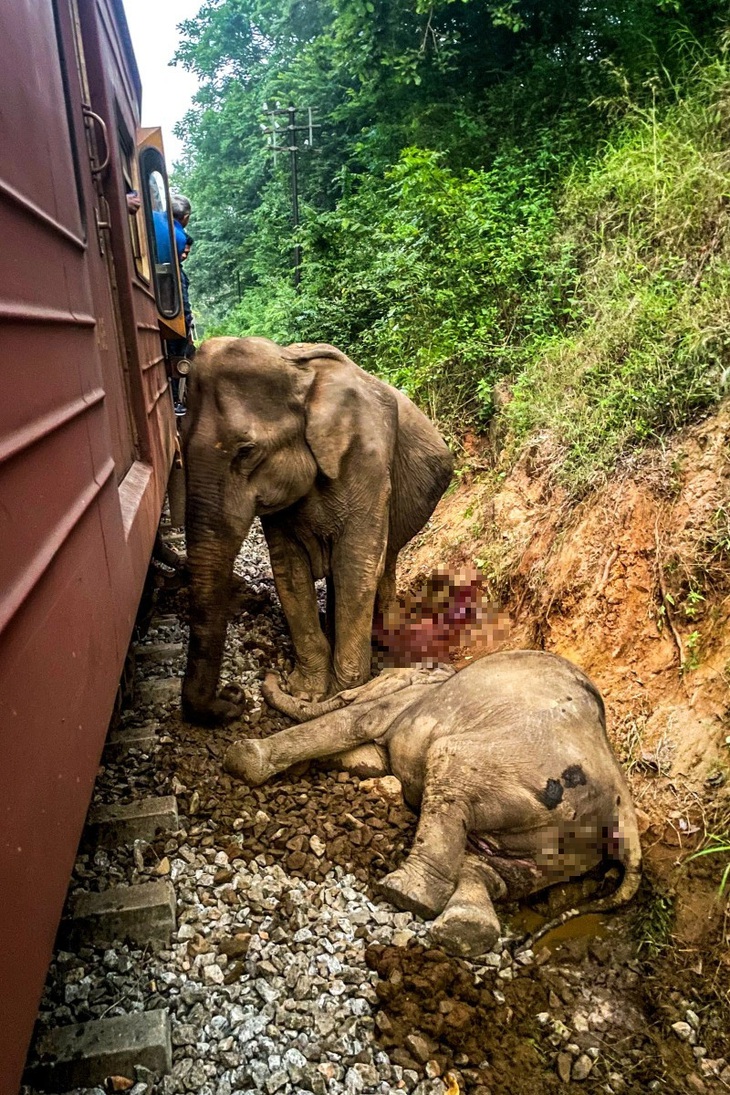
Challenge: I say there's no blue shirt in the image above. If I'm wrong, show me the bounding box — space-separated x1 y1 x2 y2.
152 212 187 263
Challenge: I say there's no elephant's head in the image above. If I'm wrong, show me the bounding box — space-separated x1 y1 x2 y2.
181 336 394 723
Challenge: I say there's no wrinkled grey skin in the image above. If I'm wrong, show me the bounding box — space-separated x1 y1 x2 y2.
224 651 642 957
181 337 453 725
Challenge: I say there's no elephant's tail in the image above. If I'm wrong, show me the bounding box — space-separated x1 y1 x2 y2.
515 800 643 953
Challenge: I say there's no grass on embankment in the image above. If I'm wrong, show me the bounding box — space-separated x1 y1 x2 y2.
503 38 730 494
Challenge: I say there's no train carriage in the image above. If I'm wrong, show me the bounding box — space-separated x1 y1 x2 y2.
0 2 184 1089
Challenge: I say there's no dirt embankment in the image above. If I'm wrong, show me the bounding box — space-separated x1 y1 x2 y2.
399 402 730 950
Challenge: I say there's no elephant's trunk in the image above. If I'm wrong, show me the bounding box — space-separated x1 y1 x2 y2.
182 461 255 723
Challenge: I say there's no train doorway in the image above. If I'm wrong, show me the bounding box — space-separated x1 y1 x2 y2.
66 0 139 482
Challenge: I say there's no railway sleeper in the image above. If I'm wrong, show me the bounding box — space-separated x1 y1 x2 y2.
59 880 177 953
104 723 158 759
26 1010 172 1092
82 796 179 851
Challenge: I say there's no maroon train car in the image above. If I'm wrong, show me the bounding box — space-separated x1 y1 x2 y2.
0 2 185 1089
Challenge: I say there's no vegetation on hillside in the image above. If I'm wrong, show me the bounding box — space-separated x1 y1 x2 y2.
173 0 730 493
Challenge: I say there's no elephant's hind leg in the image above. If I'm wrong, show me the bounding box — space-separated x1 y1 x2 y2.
430 854 504 958
378 740 471 919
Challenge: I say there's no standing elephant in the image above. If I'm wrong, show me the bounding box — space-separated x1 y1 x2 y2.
181 337 454 725
224 652 642 958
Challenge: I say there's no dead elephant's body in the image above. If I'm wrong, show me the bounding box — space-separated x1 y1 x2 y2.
225 651 642 957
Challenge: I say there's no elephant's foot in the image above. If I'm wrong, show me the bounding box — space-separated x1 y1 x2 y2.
377 860 456 920
182 684 244 726
430 900 501 958
223 739 273 786
288 664 333 702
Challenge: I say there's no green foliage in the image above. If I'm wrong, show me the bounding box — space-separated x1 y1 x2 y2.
293 145 574 428
173 0 730 488
686 833 730 897
635 880 676 955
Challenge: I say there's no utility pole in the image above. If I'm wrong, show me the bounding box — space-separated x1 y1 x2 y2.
262 103 319 290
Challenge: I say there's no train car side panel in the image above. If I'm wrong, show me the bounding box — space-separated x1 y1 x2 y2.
0 2 177 1090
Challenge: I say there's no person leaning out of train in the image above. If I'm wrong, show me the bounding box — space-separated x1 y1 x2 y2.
168 233 195 414
171 193 191 260
180 234 194 336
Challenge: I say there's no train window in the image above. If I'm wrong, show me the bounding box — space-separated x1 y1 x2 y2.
139 146 181 318
119 125 149 281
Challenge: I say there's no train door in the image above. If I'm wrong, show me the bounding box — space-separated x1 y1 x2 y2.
65 0 138 481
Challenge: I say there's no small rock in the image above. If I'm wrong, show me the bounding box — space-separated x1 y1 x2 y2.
375 1011 394 1036
672 1022 693 1041
699 1059 726 1078
171 1024 197 1047
557 1053 572 1083
202 963 224 986
572 1055 594 1081
107 1079 134 1092
405 1033 439 1064
219 933 251 959
265 1070 288 1094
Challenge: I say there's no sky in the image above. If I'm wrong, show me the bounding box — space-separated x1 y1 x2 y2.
121 0 202 165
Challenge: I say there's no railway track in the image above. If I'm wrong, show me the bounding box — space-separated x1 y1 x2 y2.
21 526 725 1095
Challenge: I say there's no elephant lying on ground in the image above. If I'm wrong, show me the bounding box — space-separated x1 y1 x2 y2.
224 651 642 957
182 337 453 725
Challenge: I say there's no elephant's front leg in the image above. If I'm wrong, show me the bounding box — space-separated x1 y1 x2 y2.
331 515 389 691
183 537 243 724
224 697 385 785
263 522 334 698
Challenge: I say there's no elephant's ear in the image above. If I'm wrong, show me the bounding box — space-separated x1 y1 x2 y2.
302 365 360 480
284 343 395 480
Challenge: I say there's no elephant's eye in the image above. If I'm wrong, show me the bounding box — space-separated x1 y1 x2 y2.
232 441 255 466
